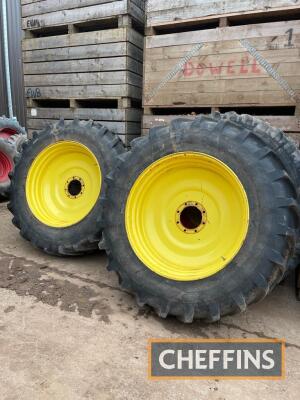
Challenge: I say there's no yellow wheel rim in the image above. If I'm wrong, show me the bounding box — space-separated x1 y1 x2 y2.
26 141 101 228
125 152 249 281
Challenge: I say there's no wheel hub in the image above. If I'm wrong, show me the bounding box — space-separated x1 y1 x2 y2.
65 176 85 199
0 150 12 183
176 201 207 234
0 128 16 140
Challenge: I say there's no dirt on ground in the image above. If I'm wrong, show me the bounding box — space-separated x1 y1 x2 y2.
0 201 299 400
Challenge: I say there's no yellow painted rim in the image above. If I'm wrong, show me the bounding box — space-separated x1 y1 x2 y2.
125 152 249 281
26 141 101 228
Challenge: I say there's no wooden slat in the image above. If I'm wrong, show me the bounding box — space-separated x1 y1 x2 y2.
22 27 144 51
146 36 300 59
23 57 142 75
22 0 145 30
146 21 300 48
23 42 143 63
22 0 121 17
145 90 297 107
24 85 142 100
24 71 143 87
26 107 142 121
146 60 300 83
143 114 300 132
146 0 300 27
145 76 300 93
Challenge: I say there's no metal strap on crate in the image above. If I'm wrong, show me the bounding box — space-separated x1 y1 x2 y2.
240 38 299 102
145 42 205 102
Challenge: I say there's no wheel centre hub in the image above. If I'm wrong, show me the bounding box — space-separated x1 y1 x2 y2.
65 176 85 199
176 201 207 234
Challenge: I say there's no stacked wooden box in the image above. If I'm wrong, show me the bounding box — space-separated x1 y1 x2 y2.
21 0 145 145
143 0 300 143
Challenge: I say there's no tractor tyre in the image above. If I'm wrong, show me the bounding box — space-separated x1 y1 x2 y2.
221 112 300 271
0 116 26 140
0 135 25 198
102 113 300 322
8 119 124 256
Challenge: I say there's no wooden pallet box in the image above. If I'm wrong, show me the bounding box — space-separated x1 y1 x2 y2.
143 20 300 111
146 0 299 31
21 0 145 145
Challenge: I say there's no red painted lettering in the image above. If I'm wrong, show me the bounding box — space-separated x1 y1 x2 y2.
196 63 206 76
240 56 249 74
209 63 223 75
183 61 194 77
227 60 235 74
252 59 261 74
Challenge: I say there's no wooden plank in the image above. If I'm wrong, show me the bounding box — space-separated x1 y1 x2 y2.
22 27 144 51
146 59 300 82
23 57 143 75
144 90 297 107
146 36 300 59
146 21 300 48
22 0 144 30
22 0 121 17
146 0 300 27
145 76 300 93
26 107 142 121
24 85 142 100
23 0 137 17
23 42 143 63
143 114 300 132
24 71 143 87
22 0 40 4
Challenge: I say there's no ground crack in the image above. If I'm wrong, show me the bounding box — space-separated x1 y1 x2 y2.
220 321 300 350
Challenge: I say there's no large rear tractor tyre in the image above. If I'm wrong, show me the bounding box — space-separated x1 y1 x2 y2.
0 135 26 199
9 119 124 256
0 116 26 140
222 112 300 270
102 113 300 322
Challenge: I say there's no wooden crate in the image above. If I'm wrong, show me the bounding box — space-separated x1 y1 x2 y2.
143 19 300 123
22 0 145 31
146 0 299 32
23 27 143 101
21 1 145 145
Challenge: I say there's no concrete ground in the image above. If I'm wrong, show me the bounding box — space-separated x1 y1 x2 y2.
0 201 299 400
